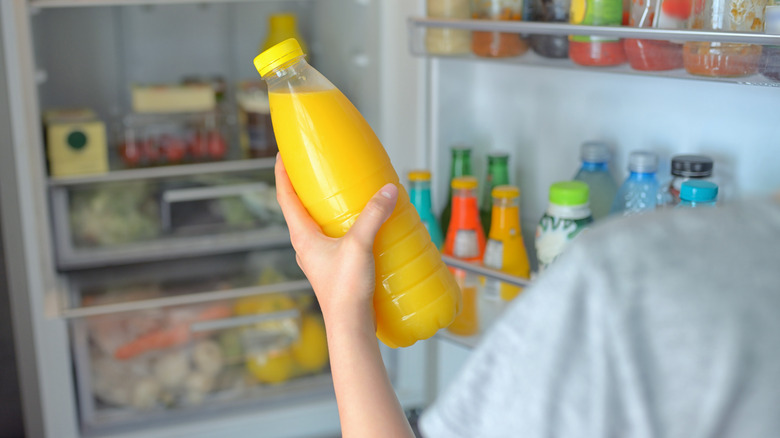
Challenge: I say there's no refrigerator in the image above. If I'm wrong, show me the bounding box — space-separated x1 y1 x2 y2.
1 0 778 437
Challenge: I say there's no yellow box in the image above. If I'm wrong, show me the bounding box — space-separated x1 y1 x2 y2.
132 84 216 113
44 109 109 177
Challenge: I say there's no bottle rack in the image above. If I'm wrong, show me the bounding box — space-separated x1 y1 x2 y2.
408 17 780 87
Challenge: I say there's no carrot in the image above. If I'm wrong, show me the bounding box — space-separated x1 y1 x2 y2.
114 304 232 360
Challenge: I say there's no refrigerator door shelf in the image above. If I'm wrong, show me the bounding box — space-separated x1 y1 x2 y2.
50 168 288 270
408 17 780 87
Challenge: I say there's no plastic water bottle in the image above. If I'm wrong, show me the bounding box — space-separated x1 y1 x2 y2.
408 170 444 249
254 39 460 348
573 141 618 220
610 151 661 216
676 180 719 208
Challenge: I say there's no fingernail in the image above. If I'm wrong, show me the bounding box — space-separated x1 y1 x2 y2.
276 152 280 161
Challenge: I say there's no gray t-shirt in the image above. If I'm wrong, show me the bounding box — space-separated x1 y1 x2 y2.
420 199 780 438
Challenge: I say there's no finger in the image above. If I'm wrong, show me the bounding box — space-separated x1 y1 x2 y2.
346 183 399 249
275 154 321 239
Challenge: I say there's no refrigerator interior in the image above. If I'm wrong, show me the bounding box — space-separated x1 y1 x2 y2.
3 1 429 437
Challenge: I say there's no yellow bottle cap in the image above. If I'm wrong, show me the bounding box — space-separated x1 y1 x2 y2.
254 38 304 78
451 176 478 190
408 170 432 181
492 185 520 199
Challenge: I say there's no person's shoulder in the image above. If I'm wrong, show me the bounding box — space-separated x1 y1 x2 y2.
574 197 780 259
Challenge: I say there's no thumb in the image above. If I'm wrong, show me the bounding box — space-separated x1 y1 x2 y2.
346 183 399 249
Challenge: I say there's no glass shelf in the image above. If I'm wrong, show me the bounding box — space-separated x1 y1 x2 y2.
28 0 277 8
409 17 780 87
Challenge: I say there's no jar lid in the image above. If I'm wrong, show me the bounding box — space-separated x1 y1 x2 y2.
451 176 478 190
492 185 520 199
628 151 658 173
254 38 304 78
581 141 610 163
671 154 713 177
408 169 431 182
680 180 718 202
549 181 589 206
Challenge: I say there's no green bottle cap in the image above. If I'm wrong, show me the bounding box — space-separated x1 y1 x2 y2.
549 181 589 206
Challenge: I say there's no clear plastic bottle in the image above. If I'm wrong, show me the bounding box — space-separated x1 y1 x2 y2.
254 39 460 348
666 154 714 206
480 152 510 236
676 180 719 208
443 176 486 337
573 141 618 220
535 181 593 271
408 170 445 249
610 151 661 216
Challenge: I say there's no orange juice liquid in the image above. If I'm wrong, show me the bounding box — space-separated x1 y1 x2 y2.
486 202 530 301
270 87 461 348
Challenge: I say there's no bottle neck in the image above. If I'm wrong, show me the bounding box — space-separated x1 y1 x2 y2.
409 181 433 210
581 161 609 172
628 170 658 181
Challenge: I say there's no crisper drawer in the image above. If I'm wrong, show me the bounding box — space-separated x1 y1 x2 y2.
67 249 337 433
49 166 288 270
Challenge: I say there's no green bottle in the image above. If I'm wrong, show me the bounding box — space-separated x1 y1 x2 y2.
440 146 473 235
480 153 510 235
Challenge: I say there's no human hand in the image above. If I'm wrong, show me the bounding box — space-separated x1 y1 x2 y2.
274 154 399 331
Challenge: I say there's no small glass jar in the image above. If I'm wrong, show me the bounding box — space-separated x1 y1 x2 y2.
667 155 714 206
427 0 472 55
530 0 571 58
471 0 530 57
623 0 688 71
683 0 768 77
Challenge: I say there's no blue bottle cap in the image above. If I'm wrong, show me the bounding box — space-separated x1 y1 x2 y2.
680 180 718 202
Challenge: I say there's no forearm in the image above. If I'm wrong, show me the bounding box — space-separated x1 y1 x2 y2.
325 314 415 438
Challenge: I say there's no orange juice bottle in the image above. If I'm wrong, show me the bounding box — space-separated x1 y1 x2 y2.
443 176 485 337
254 39 461 348
482 185 530 301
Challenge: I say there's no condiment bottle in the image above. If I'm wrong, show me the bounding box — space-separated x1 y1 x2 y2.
535 181 593 271
472 0 530 57
530 0 571 58
676 180 719 208
480 152 510 236
441 146 474 235
408 170 445 249
683 0 767 77
569 0 627 66
667 154 714 206
254 39 461 348
426 0 472 55
261 13 309 58
623 0 687 70
483 185 530 302
573 141 618 220
444 176 486 337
